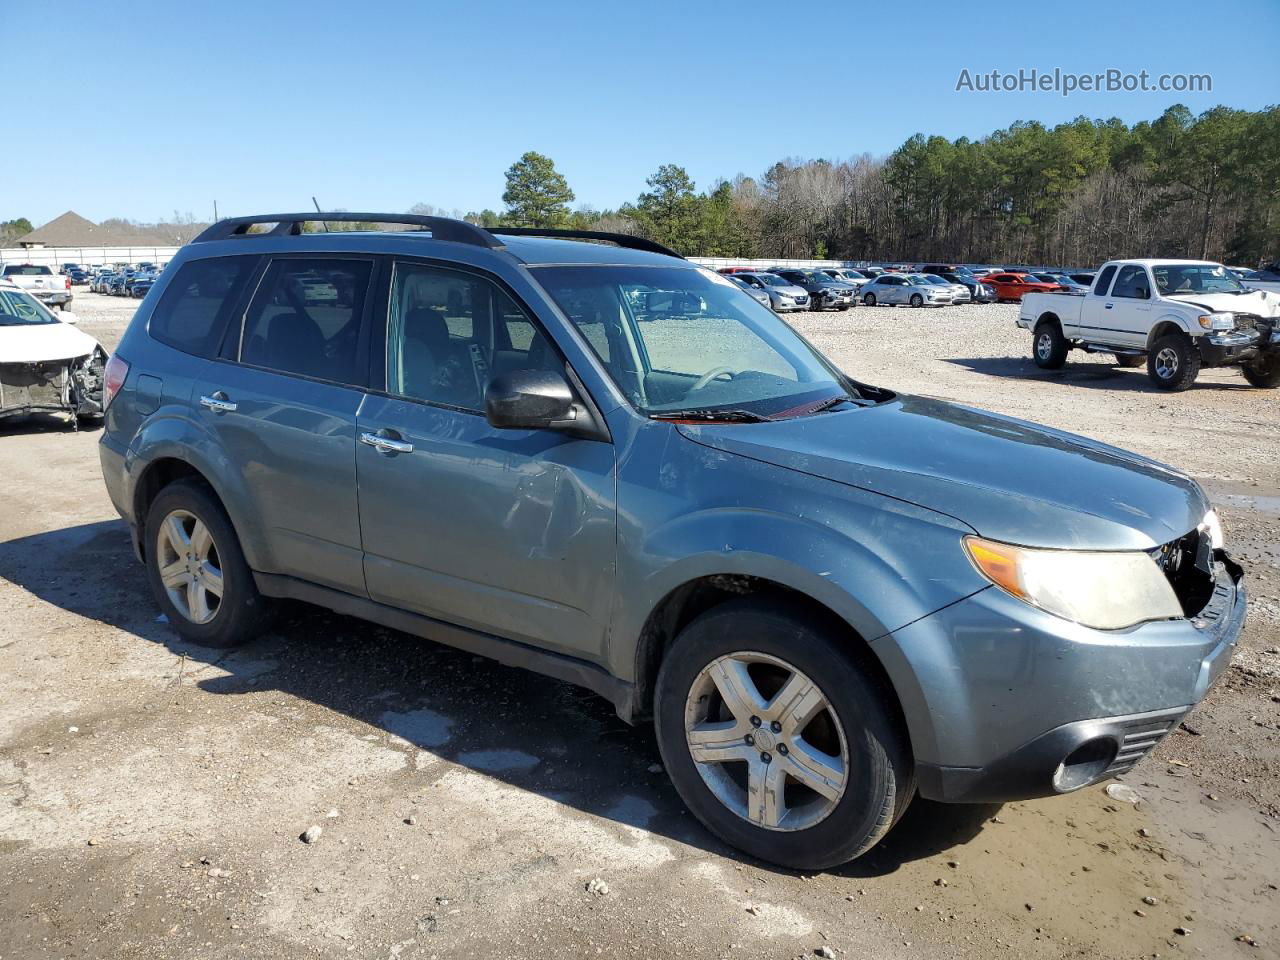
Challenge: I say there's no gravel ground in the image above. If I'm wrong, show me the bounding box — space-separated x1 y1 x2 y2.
1 291 1277 960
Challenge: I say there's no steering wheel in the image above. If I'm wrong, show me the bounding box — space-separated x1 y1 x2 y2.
690 366 736 392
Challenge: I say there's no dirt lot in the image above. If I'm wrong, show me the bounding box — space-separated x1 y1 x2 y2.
2 291 1277 960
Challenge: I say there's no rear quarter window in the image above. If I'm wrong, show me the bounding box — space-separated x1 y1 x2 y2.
148 256 257 357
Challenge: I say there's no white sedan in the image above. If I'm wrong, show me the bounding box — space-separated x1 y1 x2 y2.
0 280 107 425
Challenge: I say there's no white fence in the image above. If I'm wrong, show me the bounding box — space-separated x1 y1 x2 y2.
0 245 182 269
689 256 872 271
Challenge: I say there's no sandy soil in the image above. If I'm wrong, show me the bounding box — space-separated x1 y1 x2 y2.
1 291 1277 959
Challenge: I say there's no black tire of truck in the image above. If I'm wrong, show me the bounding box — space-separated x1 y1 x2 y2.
1032 321 1069 370
1114 354 1146 368
1147 332 1201 391
1241 353 1280 388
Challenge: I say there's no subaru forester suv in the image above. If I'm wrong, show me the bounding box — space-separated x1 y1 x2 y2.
99 213 1245 870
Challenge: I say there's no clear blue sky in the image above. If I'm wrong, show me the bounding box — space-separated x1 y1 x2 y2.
8 0 1278 227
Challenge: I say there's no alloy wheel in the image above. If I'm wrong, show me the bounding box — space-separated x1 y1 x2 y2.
1154 346 1180 380
1036 332 1053 360
155 509 224 624
683 652 849 831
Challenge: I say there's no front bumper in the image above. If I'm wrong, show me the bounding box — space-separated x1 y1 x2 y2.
876 552 1246 803
1198 324 1277 366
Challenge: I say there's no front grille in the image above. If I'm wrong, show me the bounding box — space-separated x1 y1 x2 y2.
1154 527 1215 617
1104 708 1187 777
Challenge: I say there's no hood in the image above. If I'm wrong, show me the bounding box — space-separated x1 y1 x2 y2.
1166 289 1280 317
0 321 101 363
774 284 809 297
677 394 1207 550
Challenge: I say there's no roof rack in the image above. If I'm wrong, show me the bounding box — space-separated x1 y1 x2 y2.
191 213 506 250
485 227 683 259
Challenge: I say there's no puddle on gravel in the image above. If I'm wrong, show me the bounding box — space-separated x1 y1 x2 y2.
379 707 453 748
456 749 540 772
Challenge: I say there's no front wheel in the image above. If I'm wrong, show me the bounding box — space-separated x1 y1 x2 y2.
1241 353 1280 388
909 294 923 308
1033 321 1069 369
1147 333 1201 391
145 479 273 648
862 293 876 306
654 598 912 870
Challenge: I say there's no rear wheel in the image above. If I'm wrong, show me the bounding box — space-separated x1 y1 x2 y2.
1114 354 1145 368
1147 333 1201 391
655 598 912 870
1033 321 1069 369
145 479 272 648
1241 353 1280 388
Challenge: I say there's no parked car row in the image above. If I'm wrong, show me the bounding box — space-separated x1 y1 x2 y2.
716 263 1002 310
89 263 164 298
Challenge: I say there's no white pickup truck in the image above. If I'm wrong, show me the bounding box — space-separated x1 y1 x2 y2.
1018 258 1280 391
1 263 73 309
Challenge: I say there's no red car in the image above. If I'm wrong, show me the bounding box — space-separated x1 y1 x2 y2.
983 272 1062 302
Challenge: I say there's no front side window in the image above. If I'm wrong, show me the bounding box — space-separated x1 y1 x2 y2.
0 287 58 325
239 258 372 383
1110 265 1150 299
1093 265 1117 296
386 262 563 412
149 256 257 356
533 265 847 417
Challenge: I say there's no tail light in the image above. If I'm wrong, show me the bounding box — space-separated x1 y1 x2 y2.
103 354 130 410
66 276 72 290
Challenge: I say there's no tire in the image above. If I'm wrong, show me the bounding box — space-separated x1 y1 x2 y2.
862 293 876 306
1241 353 1280 388
144 478 273 648
1147 333 1201 391
654 597 913 870
1114 354 1145 368
1032 321 1069 369
909 294 923 308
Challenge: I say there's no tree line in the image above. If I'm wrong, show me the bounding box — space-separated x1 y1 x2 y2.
478 104 1280 267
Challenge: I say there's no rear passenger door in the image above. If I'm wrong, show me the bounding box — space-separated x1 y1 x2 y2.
192 255 376 596
355 259 617 662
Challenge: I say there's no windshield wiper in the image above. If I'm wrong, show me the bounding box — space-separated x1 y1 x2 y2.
805 394 857 415
651 408 773 423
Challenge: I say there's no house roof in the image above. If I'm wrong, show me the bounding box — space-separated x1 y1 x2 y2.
17 211 162 247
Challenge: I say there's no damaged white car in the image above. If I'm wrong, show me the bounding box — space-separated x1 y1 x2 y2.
0 279 107 426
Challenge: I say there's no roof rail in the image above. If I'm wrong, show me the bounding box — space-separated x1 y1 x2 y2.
190 213 506 250
485 227 683 260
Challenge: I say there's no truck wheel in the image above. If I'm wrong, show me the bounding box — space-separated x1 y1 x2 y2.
1241 354 1280 388
654 597 913 870
1147 333 1201 391
1032 321 1069 369
1114 354 1145 368
909 294 924 308
145 479 273 648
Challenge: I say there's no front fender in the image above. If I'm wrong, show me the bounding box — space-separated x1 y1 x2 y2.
125 407 274 571
1147 310 1197 346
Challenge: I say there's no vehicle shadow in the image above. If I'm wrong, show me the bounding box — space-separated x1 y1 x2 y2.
0 412 91 435
0 517 994 876
944 356 1254 392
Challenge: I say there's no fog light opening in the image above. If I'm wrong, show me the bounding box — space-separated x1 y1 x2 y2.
1053 738 1118 793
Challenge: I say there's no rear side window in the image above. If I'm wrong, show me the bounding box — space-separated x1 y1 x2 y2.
1092 265 1117 296
148 256 256 357
238 258 373 385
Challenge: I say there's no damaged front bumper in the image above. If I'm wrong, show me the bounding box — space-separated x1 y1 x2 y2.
1199 317 1279 366
0 348 107 423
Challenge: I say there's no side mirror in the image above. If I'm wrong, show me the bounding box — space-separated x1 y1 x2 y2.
485 370 576 431
59 311 79 325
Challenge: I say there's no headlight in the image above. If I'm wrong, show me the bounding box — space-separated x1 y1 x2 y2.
1200 509 1224 550
1198 313 1234 330
963 536 1182 630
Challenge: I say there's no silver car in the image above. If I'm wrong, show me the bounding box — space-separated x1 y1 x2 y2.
727 274 771 309
860 273 952 307
733 271 811 313
821 268 870 289
920 273 971 303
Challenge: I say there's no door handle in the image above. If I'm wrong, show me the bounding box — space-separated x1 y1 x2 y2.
199 392 237 413
1104 303 1113 309
360 431 414 454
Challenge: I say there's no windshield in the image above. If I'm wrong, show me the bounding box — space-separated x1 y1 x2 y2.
842 270 866 280
756 274 789 287
1152 263 1245 295
0 287 58 325
533 265 850 418
923 275 949 284
3 265 53 276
